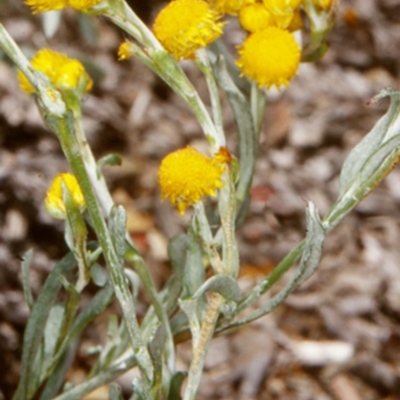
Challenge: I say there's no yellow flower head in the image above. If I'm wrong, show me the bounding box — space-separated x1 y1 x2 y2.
18 49 93 94
45 173 86 220
236 26 300 89
263 0 302 11
239 3 273 32
208 0 254 15
118 41 133 61
25 0 67 13
153 0 224 60
158 147 225 215
25 0 101 13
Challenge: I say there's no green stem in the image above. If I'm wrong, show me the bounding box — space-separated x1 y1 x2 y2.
196 49 225 145
105 18 222 152
194 203 224 275
106 0 163 50
125 244 176 371
47 114 153 387
53 355 137 400
219 172 239 278
183 293 224 400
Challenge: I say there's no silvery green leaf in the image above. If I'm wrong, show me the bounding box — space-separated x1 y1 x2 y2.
209 40 250 94
356 133 400 190
39 340 79 400
78 13 97 46
91 263 109 287
295 202 325 287
21 249 34 310
97 153 122 172
193 275 241 303
42 10 62 39
211 55 261 222
109 205 127 266
339 88 400 196
149 325 166 362
233 203 325 325
43 303 65 364
179 298 201 340
14 253 76 400
108 383 123 400
182 226 205 299
168 233 188 276
219 301 237 321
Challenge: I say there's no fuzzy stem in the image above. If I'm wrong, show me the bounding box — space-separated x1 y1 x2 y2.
183 292 225 400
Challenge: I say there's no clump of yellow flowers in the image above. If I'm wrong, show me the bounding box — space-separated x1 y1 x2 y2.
151 0 308 89
18 49 92 94
158 147 227 215
45 173 86 219
25 0 102 13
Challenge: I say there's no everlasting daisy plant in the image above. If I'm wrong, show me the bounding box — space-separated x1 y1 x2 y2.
3 2 396 400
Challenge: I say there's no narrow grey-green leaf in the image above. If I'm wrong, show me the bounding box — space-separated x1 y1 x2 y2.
97 153 122 172
193 275 241 303
13 253 76 400
179 298 201 338
182 226 205 299
64 282 114 352
109 205 127 266
295 202 326 287
78 13 98 46
108 383 123 400
211 55 257 221
357 133 400 189
339 88 400 195
43 304 65 365
39 340 79 400
231 202 325 326
47 355 137 400
42 10 62 39
91 263 109 287
149 324 166 362
21 249 34 310
168 233 188 275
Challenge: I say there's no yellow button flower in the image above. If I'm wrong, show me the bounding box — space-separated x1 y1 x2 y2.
263 0 302 11
117 41 133 61
236 26 300 89
208 0 254 15
158 147 226 215
25 0 101 13
153 0 224 60
18 49 93 94
239 3 273 32
45 173 86 220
